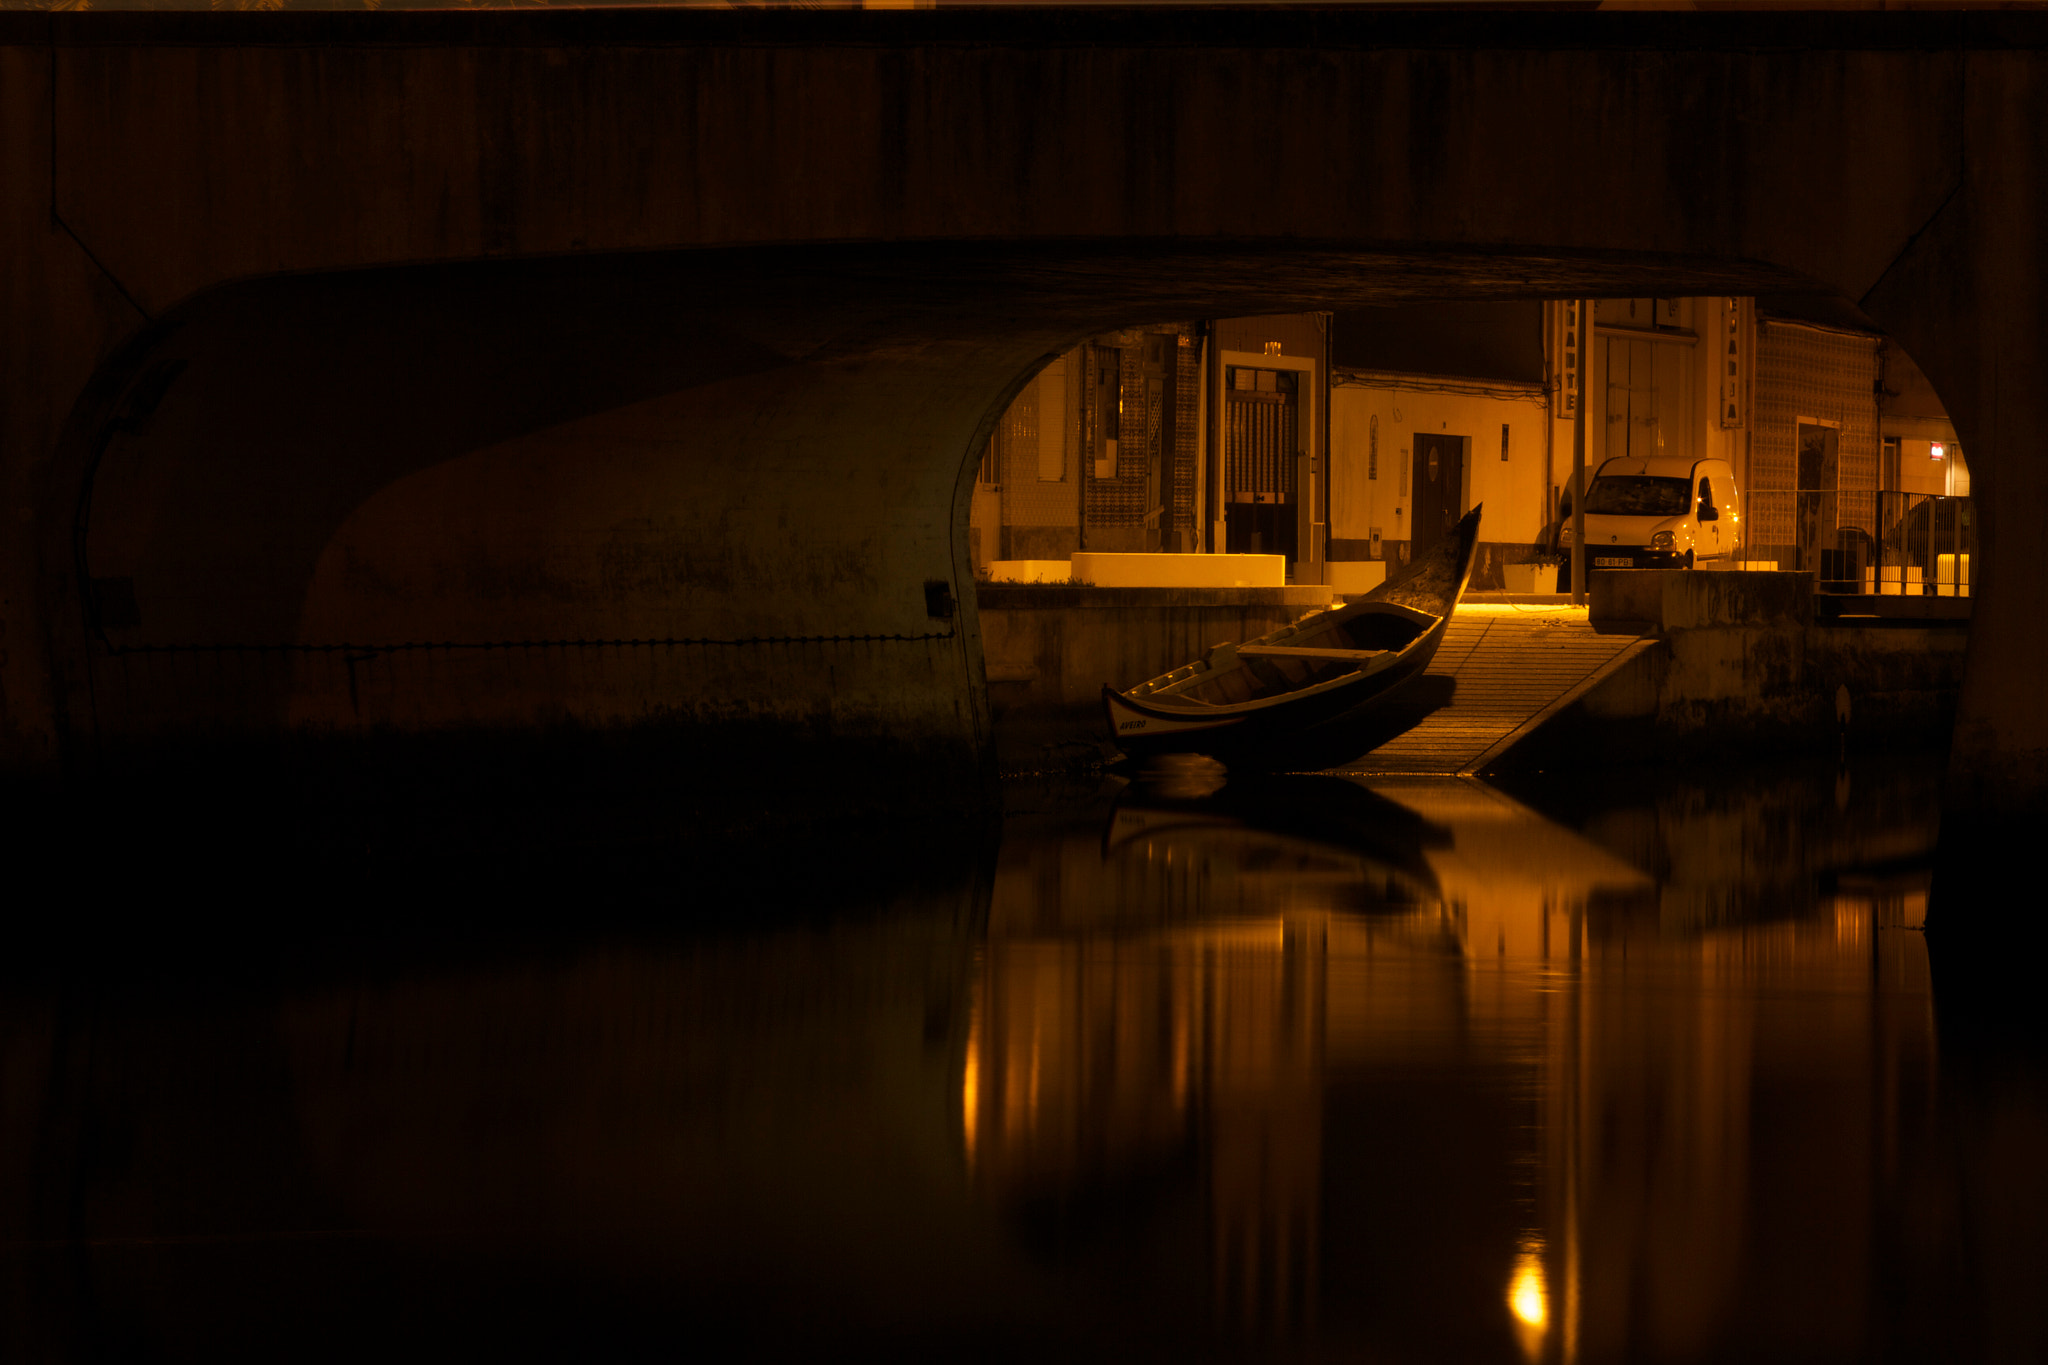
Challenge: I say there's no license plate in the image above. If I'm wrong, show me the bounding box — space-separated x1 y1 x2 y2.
1594 557 1632 568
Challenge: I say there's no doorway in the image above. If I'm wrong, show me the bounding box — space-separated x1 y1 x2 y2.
1796 420 1840 576
1410 433 1466 561
1223 365 1299 564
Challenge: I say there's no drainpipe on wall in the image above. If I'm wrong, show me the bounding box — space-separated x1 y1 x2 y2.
1544 302 1557 530
1321 312 1334 581
1078 342 1089 551
1192 325 1209 555
1207 319 1225 553
1571 299 1590 604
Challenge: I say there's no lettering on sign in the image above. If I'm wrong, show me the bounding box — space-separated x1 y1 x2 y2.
1720 297 1748 429
1557 301 1580 420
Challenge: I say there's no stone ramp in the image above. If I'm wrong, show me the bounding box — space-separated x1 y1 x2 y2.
1337 606 1651 776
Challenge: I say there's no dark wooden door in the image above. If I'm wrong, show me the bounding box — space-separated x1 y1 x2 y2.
1411 433 1464 560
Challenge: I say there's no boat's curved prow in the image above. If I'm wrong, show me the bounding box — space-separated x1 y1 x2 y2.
1365 504 1484 618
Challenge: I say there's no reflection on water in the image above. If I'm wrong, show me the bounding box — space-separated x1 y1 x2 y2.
2 758 2040 1362
971 766 1952 1363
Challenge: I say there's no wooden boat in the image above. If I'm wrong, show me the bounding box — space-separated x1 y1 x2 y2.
1102 506 1482 758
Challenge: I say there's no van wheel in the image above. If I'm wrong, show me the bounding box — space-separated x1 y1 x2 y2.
1684 550 1695 569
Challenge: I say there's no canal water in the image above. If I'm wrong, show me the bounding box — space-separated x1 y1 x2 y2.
2 756 2040 1362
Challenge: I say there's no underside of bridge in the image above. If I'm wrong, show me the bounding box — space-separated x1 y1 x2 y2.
50 245 1815 831
3 9 2045 844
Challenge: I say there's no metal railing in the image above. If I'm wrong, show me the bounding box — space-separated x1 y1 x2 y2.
1738 490 1974 595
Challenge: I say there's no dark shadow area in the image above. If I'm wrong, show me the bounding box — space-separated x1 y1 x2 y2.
1246 673 1460 772
1332 300 1545 383
1916 832 2048 1365
0 739 998 996
1926 824 2048 1057
0 800 1003 1363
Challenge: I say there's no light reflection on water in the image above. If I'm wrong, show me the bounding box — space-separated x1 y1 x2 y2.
3 759 2038 1362
966 762 1949 1363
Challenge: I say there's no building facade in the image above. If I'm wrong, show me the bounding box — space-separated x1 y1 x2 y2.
1744 310 1970 587
970 324 1205 570
973 297 1967 592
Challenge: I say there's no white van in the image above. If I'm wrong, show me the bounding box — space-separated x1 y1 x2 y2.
1559 456 1742 569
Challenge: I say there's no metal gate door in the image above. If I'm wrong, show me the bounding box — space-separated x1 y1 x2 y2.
1223 366 1299 563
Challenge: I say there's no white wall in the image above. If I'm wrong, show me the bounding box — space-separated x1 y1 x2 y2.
1329 376 1552 551
1894 437 1970 497
999 350 1081 527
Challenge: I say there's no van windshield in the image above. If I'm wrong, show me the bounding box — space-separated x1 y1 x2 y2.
1584 475 1692 517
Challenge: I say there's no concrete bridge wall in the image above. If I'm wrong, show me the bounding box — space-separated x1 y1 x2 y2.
2 10 2043 821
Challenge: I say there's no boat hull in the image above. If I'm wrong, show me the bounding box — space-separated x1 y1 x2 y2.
1102 507 1481 761
1102 611 1451 758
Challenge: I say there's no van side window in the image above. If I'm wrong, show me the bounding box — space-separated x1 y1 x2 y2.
1697 477 1719 521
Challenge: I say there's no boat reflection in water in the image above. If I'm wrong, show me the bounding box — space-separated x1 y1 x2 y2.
966 761 1964 1362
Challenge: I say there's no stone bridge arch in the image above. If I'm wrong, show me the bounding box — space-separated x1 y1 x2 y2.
3 10 2041 823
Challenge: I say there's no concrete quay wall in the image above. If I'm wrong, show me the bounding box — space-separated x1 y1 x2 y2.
977 584 1335 770
1520 571 1970 767
985 571 1969 773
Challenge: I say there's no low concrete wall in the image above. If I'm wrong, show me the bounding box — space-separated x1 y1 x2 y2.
1068 552 1286 588
1518 570 1968 767
1590 568 1815 636
977 583 1333 769
985 570 1970 773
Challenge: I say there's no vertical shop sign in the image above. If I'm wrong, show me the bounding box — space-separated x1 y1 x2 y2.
1719 296 1748 429
1556 300 1581 420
